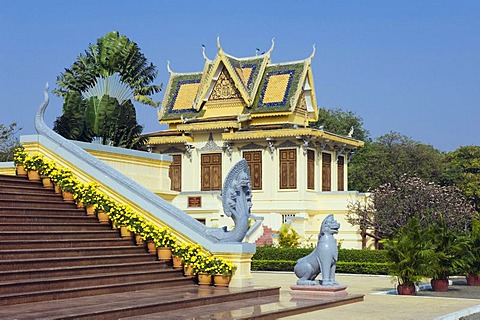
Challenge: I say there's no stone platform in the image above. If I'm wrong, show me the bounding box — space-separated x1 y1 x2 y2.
290 284 349 297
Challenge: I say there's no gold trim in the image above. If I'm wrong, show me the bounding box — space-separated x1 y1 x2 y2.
222 128 364 147
177 121 240 132
147 136 194 145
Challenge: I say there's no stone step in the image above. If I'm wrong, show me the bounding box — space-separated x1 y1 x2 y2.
0 222 111 232
0 207 89 215
0 246 147 259
0 268 185 295
0 286 281 319
124 291 364 320
0 238 135 250
0 230 120 241
0 191 61 201
0 261 164 281
0 199 77 209
0 276 195 306
0 213 98 224
0 253 159 271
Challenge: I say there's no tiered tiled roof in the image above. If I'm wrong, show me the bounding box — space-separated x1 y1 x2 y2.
158 38 318 125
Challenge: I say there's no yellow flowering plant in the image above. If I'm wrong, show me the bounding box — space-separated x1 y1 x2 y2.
212 257 237 276
13 148 26 166
153 227 176 248
73 182 101 205
180 243 202 266
192 251 216 275
39 159 56 177
23 153 45 171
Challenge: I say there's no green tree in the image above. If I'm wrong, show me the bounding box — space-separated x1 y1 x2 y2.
310 107 369 142
349 132 444 192
441 146 480 211
0 122 21 162
53 31 162 149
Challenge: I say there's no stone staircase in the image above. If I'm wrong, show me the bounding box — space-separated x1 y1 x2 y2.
0 174 362 319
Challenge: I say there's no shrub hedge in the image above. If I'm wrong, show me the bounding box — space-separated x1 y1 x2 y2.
252 247 390 275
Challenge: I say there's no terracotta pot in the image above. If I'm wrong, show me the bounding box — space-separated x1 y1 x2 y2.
396 284 416 295
197 273 212 286
135 234 144 246
76 201 84 209
183 264 195 277
16 165 27 176
120 226 132 238
147 241 156 254
54 184 61 194
85 205 95 216
157 247 172 261
466 274 480 286
213 274 231 287
431 279 449 292
96 210 109 224
172 255 183 269
62 191 74 202
42 177 53 189
27 170 41 181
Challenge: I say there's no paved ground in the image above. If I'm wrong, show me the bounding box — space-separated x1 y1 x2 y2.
252 272 480 320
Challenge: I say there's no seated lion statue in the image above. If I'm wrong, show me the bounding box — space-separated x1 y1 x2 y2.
294 214 340 286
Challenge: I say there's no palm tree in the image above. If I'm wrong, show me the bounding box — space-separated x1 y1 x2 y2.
53 31 161 149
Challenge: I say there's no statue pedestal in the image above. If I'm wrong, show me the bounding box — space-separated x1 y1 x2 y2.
290 285 348 298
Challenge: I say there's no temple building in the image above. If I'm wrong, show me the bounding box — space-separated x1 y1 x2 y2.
143 39 366 248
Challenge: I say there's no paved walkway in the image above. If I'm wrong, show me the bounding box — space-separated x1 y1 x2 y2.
252 272 480 320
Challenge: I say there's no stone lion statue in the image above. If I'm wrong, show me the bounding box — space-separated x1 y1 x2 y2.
294 214 340 286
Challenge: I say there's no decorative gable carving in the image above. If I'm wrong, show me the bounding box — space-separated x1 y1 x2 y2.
238 142 266 151
210 69 242 101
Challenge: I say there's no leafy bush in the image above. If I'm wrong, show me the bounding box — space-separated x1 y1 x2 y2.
253 247 388 263
251 260 389 275
252 247 389 275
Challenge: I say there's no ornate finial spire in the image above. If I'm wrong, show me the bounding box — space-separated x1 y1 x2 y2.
202 44 211 61
267 37 275 54
217 35 222 51
166 60 173 74
309 44 316 60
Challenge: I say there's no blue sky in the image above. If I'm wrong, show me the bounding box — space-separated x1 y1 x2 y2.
1 1 479 152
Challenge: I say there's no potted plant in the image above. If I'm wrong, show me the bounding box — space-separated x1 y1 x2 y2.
193 251 216 285
154 227 176 261
423 218 469 291
23 153 44 181
212 257 237 287
13 147 27 176
460 218 480 286
381 216 432 295
181 244 202 277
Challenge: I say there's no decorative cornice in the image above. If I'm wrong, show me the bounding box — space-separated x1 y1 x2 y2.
162 146 184 154
177 121 240 132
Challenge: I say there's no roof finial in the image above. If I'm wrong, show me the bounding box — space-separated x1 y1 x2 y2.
267 37 275 54
217 35 222 51
202 44 211 61
166 60 173 74
309 44 316 60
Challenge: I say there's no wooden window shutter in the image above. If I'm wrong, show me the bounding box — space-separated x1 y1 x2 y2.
307 149 315 190
280 149 297 189
201 153 222 191
337 156 345 191
322 153 331 191
243 151 262 190
169 154 182 191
